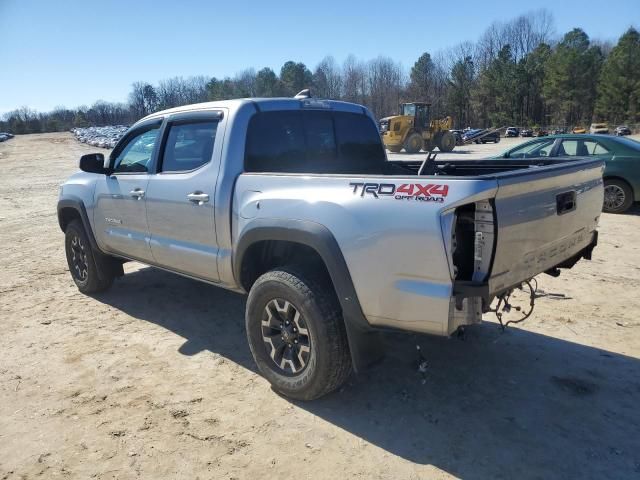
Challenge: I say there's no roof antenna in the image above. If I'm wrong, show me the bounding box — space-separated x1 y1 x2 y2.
294 89 312 99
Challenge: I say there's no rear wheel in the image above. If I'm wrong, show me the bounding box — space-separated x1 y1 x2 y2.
437 131 455 152
603 179 633 213
245 268 352 400
64 220 115 293
404 133 423 154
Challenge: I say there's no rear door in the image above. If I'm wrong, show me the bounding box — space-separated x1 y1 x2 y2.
145 111 224 281
93 120 162 261
488 159 603 294
555 138 611 159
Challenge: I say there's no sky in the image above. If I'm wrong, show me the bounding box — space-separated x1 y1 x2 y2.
0 0 638 114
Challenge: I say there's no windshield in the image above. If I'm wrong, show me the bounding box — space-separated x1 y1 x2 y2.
401 104 416 116
506 139 555 158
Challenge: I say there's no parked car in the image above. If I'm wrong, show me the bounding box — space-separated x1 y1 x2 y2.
521 128 533 137
615 125 632 136
572 126 587 134
493 134 640 213
505 127 520 137
58 96 602 400
534 128 548 137
0 132 14 139
590 123 609 134
462 129 500 144
72 125 128 148
552 128 567 135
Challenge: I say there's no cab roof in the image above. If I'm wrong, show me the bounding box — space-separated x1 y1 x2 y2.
138 97 370 125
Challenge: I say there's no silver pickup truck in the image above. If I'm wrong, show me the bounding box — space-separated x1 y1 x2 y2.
58 95 602 400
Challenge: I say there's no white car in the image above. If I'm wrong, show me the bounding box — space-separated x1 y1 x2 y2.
590 123 609 134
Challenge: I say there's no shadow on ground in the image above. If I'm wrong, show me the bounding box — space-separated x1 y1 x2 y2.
95 267 640 479
625 203 640 216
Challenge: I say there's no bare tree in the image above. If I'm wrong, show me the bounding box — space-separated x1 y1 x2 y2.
476 9 555 69
313 56 342 99
234 69 257 97
367 56 405 119
342 55 367 105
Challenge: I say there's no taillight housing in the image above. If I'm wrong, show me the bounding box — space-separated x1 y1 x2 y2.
452 200 496 283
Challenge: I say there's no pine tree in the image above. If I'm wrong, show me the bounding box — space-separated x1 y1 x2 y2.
408 52 435 102
596 28 640 124
544 28 603 126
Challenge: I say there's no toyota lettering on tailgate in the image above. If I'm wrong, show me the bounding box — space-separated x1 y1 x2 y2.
349 182 449 203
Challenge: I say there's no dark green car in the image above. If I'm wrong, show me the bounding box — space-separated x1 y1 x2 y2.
493 134 640 213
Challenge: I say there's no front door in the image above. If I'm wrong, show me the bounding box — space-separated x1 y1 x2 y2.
93 122 162 262
145 112 223 281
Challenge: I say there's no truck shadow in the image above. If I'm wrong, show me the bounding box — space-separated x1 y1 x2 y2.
95 266 640 479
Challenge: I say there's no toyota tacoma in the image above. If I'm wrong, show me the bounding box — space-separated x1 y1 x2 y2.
58 94 602 400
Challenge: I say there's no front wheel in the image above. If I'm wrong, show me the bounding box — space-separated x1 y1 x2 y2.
603 179 633 213
65 220 115 293
386 145 402 153
245 269 352 400
437 131 455 152
403 133 423 154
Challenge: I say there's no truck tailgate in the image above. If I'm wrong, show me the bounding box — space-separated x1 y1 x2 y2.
488 158 603 295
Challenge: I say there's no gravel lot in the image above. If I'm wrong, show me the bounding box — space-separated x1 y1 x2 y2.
1 133 639 479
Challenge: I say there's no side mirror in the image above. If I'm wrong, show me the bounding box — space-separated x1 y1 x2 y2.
79 153 107 174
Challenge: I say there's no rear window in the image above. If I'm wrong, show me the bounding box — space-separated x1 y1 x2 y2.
245 110 387 174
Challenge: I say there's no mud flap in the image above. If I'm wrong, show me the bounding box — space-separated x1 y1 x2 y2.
343 313 385 373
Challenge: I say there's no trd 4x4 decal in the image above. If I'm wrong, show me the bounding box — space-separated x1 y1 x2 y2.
349 182 449 203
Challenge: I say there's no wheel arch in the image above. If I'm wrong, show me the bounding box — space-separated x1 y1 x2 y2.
234 219 383 372
57 197 99 251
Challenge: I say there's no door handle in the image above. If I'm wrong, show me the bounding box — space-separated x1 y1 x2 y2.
556 191 576 215
187 192 210 205
129 189 145 199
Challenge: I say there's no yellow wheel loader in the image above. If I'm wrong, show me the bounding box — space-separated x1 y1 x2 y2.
379 103 455 153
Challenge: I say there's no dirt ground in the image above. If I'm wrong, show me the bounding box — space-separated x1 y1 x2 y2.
1 132 640 480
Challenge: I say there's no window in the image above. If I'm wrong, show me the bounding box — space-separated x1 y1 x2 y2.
401 104 416 116
558 139 609 157
112 126 160 173
245 110 387 174
334 113 386 171
161 121 218 172
590 142 609 155
507 139 555 158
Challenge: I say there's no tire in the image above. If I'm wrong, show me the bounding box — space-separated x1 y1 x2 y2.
386 145 402 153
603 179 634 214
64 219 115 293
245 268 352 400
437 131 455 152
494 136 500 143
403 133 423 154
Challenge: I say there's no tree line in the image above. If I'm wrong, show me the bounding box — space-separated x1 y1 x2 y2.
2 10 638 134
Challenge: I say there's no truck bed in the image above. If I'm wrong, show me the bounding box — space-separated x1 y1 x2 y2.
389 157 595 177
233 156 603 336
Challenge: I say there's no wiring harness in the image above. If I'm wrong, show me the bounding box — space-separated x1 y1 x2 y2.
490 279 538 330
